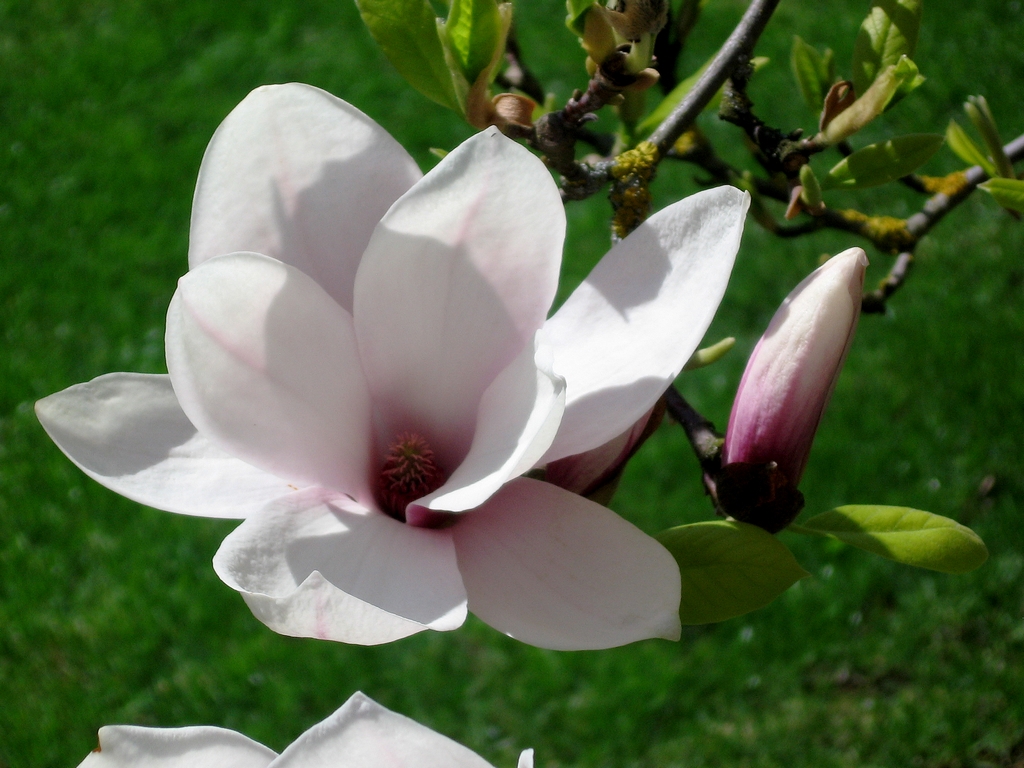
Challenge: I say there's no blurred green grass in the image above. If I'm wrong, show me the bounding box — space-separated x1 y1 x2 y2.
1 0 1023 766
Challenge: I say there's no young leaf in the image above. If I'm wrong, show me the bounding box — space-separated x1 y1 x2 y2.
657 521 809 625
888 55 926 107
851 0 923 97
965 95 1016 179
821 60 915 144
821 133 943 190
566 0 594 34
356 0 460 112
445 0 505 85
799 505 988 574
979 178 1024 212
791 36 831 113
945 120 997 176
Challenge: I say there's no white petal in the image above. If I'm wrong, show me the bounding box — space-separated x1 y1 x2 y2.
77 725 275 768
272 692 495 768
542 186 749 462
166 252 373 501
517 749 535 768
35 373 299 519
413 335 565 517
354 128 564 468
190 83 421 312
453 478 681 650
213 489 468 645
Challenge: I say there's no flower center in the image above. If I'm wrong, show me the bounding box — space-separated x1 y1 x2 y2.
377 433 447 522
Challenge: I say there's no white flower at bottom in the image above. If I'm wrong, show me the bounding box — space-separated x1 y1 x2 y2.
37 83 750 650
76 692 534 768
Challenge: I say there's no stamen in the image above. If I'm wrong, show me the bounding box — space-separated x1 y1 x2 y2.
378 433 447 521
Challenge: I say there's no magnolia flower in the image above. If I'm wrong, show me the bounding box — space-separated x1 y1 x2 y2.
37 83 749 650
722 247 868 485
76 691 534 768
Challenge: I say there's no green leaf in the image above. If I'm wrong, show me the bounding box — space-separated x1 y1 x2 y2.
657 521 809 625
821 59 916 144
791 36 832 113
851 0 923 97
799 505 988 574
566 0 594 34
445 0 504 84
945 120 997 176
821 133 943 190
355 0 460 112
979 178 1024 212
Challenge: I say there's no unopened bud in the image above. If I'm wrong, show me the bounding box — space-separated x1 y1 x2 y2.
722 247 868 487
798 163 824 213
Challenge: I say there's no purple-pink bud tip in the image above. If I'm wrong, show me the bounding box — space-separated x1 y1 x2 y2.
722 247 868 486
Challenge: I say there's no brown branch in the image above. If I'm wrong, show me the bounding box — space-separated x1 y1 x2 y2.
648 0 782 156
528 0 780 202
664 385 722 475
668 129 1024 310
905 132 1024 240
531 51 651 199
862 131 1024 311
861 252 913 313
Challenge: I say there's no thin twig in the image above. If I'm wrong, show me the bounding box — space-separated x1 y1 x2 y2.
861 252 914 313
664 385 722 473
648 0 782 156
906 132 1024 240
531 52 648 198
863 132 1024 311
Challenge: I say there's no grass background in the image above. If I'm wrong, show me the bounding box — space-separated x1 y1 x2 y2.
1 0 1023 765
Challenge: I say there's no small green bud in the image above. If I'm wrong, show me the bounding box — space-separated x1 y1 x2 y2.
798 164 824 211
965 95 1015 179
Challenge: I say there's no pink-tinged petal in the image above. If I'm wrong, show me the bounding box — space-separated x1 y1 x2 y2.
190 83 421 312
272 692 495 768
723 247 867 484
542 186 749 463
545 406 657 496
166 252 373 501
77 725 276 768
354 128 564 467
213 488 467 645
452 478 681 650
411 335 565 518
35 373 300 519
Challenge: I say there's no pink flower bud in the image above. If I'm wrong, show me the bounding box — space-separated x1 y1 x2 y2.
722 247 868 486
